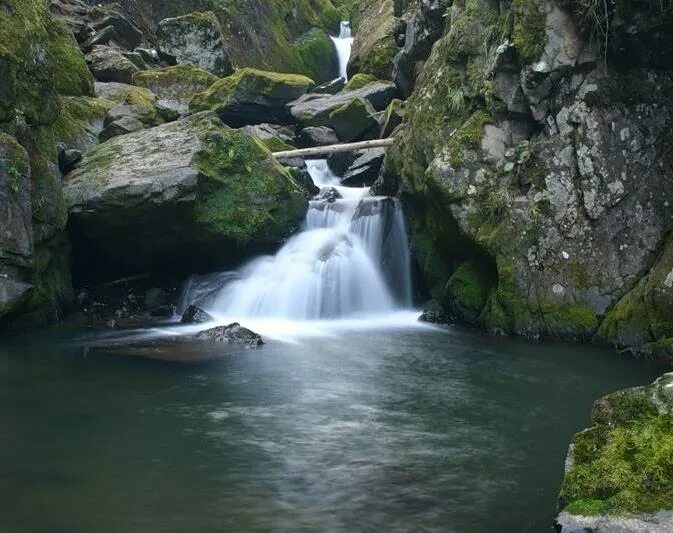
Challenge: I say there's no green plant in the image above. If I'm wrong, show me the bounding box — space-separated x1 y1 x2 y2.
8 164 22 193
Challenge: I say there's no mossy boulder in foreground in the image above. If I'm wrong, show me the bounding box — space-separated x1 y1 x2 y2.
191 68 314 126
63 112 308 271
555 373 673 531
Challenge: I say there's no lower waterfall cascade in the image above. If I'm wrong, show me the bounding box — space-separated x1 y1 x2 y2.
179 160 413 323
331 21 353 80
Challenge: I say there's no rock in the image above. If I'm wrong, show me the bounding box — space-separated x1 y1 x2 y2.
556 373 673 529
86 45 140 84
315 187 342 203
94 81 154 103
90 11 143 50
133 65 218 115
327 151 357 176
328 98 379 142
380 98 404 138
298 126 339 147
156 11 233 77
348 0 402 80
341 148 385 186
64 112 308 271
181 304 214 324
238 123 296 147
191 68 315 127
195 323 264 348
312 77 346 95
144 288 167 311
344 73 378 91
99 115 145 141
419 300 449 324
288 82 398 127
53 96 113 154
57 145 83 174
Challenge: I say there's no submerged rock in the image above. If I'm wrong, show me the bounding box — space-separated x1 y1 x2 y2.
556 373 673 531
64 111 308 271
195 323 263 347
156 11 233 77
181 305 214 324
191 68 314 126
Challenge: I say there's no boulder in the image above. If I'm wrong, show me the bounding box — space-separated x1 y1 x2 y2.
191 68 315 127
57 144 83 174
64 112 308 271
156 11 233 77
195 323 264 347
86 45 140 84
341 148 385 186
298 126 339 147
328 98 379 142
344 73 378 91
238 123 296 147
133 65 218 115
99 115 145 141
288 81 398 127
419 300 450 324
327 151 357 176
52 96 113 154
181 304 214 324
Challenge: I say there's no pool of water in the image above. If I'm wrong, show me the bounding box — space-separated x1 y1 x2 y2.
0 321 663 532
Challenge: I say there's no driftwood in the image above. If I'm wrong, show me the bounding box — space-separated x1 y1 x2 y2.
272 137 395 160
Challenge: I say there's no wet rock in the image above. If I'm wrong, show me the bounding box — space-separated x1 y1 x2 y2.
341 148 385 187
86 45 140 84
156 11 233 77
99 115 145 141
419 300 449 324
380 98 404 138
195 323 264 347
315 187 342 203
191 68 314 127
181 305 214 324
57 144 83 174
327 151 357 176
312 77 346 95
298 126 339 147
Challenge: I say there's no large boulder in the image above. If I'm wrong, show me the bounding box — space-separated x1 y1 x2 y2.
288 81 398 127
133 65 218 115
190 68 314 126
64 112 308 271
156 12 233 77
341 148 385 186
556 373 673 530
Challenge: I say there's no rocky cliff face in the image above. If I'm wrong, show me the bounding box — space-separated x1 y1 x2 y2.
378 0 673 360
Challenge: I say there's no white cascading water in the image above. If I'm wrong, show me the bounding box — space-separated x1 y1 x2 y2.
331 21 354 80
179 160 413 328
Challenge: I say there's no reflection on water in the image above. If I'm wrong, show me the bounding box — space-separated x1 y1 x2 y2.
0 324 663 532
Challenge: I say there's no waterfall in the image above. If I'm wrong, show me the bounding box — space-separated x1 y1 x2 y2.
331 21 354 80
180 159 413 322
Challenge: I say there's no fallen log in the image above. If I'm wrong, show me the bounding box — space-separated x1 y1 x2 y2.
272 137 395 160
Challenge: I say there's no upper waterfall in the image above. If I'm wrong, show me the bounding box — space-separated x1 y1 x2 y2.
331 21 354 80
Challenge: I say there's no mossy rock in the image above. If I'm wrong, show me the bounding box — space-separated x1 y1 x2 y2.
0 0 93 125
328 97 378 142
292 27 339 83
64 111 308 270
156 11 233 77
448 256 496 322
52 96 114 153
558 373 673 517
133 65 218 115
191 68 314 126
512 0 547 65
345 73 378 91
597 234 673 354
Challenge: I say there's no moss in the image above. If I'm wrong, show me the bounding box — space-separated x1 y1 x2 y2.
512 0 547 64
52 96 113 151
191 68 314 112
345 73 378 90
133 64 218 94
541 302 600 339
193 129 306 242
0 0 93 125
258 136 294 153
448 110 492 167
0 133 30 194
448 256 497 322
560 415 673 516
292 28 338 83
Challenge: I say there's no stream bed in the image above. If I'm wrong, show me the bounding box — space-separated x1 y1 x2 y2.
0 322 662 532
